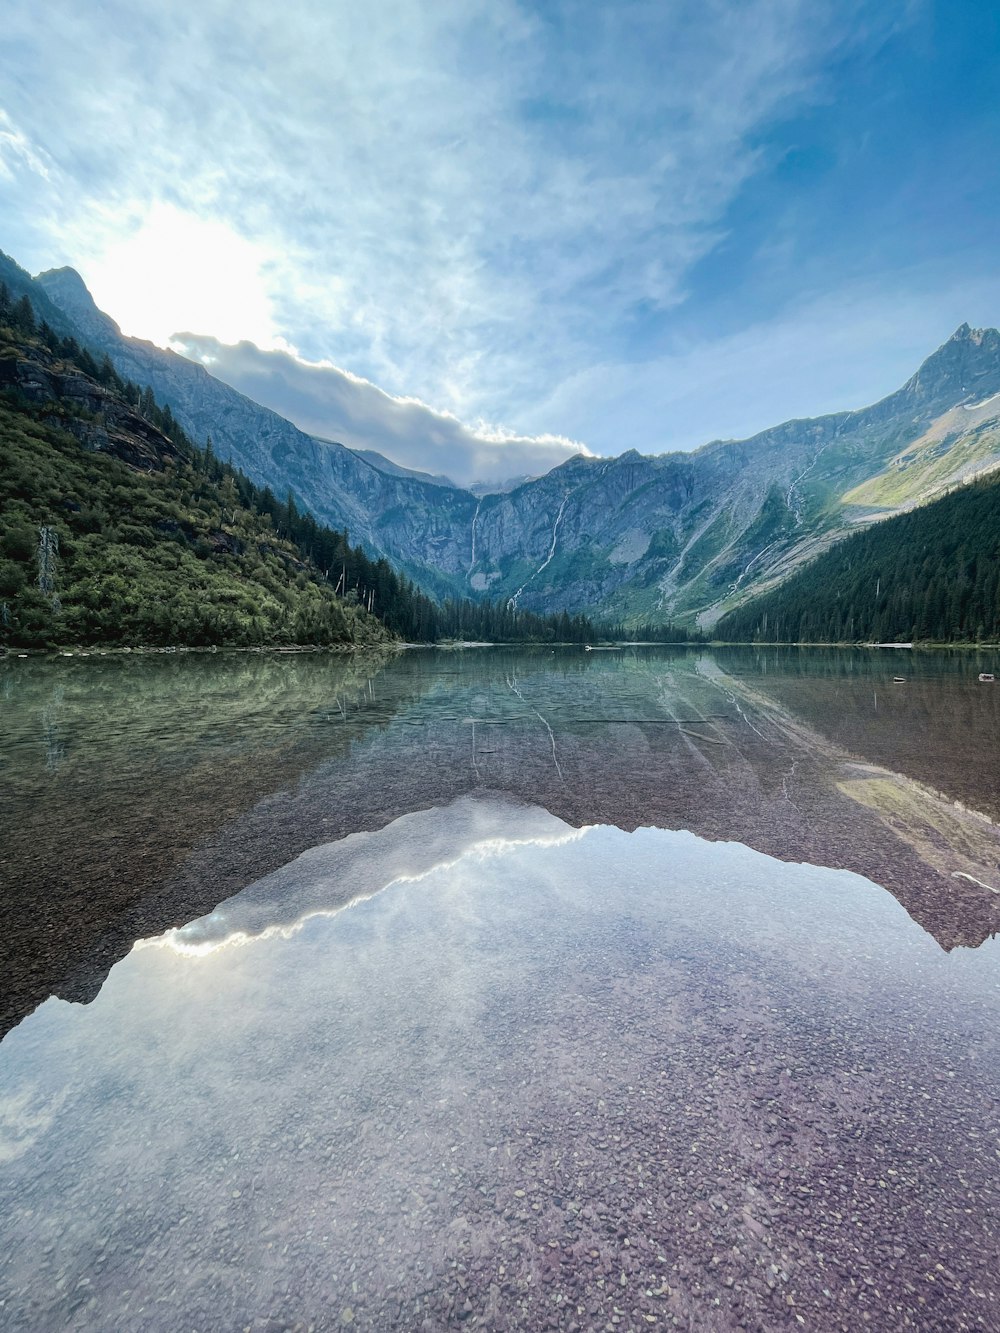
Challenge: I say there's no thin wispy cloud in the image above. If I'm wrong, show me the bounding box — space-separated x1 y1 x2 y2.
534 265 1000 455
0 110 51 183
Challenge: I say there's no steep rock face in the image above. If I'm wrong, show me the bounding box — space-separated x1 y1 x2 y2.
38 266 359 525
314 441 477 579
33 263 1000 624
34 267 479 578
348 447 458 489
0 250 81 338
888 323 1000 413
459 327 1000 623
0 340 183 471
30 264 122 347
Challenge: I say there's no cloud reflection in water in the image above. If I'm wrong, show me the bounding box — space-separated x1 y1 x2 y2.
1 797 998 1331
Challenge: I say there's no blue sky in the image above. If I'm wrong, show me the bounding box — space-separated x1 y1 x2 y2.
2 0 999 482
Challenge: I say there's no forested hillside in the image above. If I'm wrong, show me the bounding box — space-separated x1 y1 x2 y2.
0 307 391 649
0 292 597 649
31 257 1000 628
715 472 1000 644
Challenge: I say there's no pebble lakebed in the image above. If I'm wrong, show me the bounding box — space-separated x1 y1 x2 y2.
1 812 997 1332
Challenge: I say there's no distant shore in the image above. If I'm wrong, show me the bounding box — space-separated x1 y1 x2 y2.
3 638 998 659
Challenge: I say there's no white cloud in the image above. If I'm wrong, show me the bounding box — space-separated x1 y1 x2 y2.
1 0 884 422
172 333 590 487
7 0 964 483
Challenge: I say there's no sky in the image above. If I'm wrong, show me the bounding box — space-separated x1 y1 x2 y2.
2 0 999 485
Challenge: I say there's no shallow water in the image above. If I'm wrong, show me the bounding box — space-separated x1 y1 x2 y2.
2 646 999 1330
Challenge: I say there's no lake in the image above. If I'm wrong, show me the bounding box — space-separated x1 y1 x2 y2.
2 645 999 1331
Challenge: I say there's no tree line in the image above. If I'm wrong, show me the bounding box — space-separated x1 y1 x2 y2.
0 291 602 647
715 472 1000 644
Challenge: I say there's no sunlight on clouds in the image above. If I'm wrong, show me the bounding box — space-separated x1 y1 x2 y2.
2 0 891 426
172 332 592 485
137 805 588 958
83 203 278 349
1 0 973 461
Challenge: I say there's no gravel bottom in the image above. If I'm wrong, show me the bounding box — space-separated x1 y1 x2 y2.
2 812 998 1332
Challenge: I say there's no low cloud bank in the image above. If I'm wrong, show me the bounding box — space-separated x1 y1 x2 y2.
173 334 591 488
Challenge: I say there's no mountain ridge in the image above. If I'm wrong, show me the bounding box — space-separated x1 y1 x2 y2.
715 468 1000 644
0 310 602 649
0 313 393 649
18 252 1000 624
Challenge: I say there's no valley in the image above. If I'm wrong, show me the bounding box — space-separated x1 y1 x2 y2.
15 253 1000 631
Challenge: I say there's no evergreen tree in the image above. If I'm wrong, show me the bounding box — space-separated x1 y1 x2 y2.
717 474 1000 644
11 295 35 335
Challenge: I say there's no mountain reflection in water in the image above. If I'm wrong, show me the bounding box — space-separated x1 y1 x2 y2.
2 646 1000 1330
2 797 999 1332
5 645 998 1038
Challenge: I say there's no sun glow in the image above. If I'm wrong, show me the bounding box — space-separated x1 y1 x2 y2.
83 203 278 350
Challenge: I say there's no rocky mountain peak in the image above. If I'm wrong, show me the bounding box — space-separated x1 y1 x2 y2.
946 322 991 346
27 241 1000 627
897 322 1000 408
34 266 122 344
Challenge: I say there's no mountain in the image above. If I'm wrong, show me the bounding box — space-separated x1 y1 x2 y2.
0 317 391 649
714 469 1000 644
0 251 83 339
0 302 601 648
32 264 480 595
28 258 1000 627
346 446 458 490
469 473 540 496
458 324 1000 626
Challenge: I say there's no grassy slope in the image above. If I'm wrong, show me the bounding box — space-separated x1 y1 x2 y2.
714 472 1000 644
843 419 1000 511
